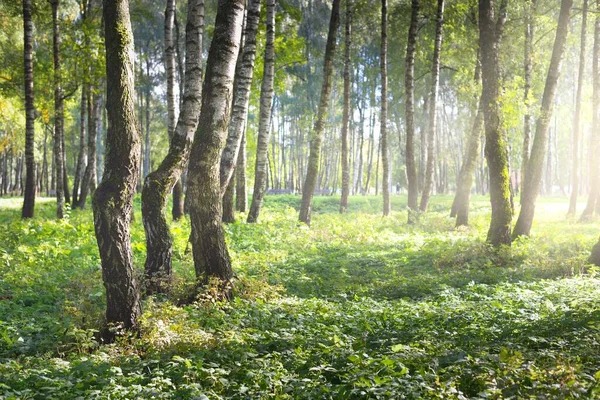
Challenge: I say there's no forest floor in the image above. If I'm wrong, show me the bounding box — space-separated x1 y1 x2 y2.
1 195 600 398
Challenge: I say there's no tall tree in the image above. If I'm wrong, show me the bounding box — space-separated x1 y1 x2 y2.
220 0 262 217
236 131 247 212
298 0 341 224
21 0 35 219
568 0 587 215
142 0 204 294
419 0 444 212
163 0 183 221
72 87 87 207
405 0 419 223
581 2 600 221
79 90 101 209
93 0 142 337
51 0 65 219
247 0 275 223
380 0 390 216
339 0 351 213
521 0 537 199
479 0 511 246
513 0 573 238
186 0 244 287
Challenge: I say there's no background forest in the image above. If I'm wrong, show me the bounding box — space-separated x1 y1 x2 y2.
3 0 600 398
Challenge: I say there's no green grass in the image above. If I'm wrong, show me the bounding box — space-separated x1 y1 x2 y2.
1 194 600 398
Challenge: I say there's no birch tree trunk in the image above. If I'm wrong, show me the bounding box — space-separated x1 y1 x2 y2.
419 0 444 212
513 0 573 238
380 0 390 216
79 90 101 209
299 0 341 224
142 0 204 294
93 0 142 339
220 0 261 216
51 0 65 219
340 0 351 213
581 3 600 221
405 0 419 222
248 0 276 223
521 0 537 200
236 130 247 212
479 0 511 246
22 0 35 219
187 0 244 288
568 0 587 215
72 86 87 207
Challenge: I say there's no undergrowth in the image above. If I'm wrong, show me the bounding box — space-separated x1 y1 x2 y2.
1 195 600 398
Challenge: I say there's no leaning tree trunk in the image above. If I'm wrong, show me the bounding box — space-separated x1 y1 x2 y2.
72 86 88 208
142 0 204 295
236 130 247 212
187 0 244 288
581 4 600 221
451 97 483 227
380 0 391 216
21 0 35 219
513 0 573 238
419 0 444 212
247 0 275 223
480 0 511 246
298 0 341 225
93 0 142 339
568 0 587 215
405 0 419 223
220 0 262 222
51 0 65 219
79 89 101 209
340 0 351 213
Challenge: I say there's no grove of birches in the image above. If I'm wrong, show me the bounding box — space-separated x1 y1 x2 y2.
5 0 600 397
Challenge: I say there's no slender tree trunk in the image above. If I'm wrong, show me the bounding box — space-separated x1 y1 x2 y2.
187 0 244 288
43 126 49 196
236 130 247 212
22 0 35 218
220 0 261 196
247 0 275 223
419 0 444 212
380 0 390 215
521 0 537 200
451 97 484 227
72 86 88 208
299 0 341 224
51 0 65 219
93 0 142 339
480 0 511 246
340 0 351 213
405 0 419 222
79 90 100 209
581 4 600 221
142 0 204 294
513 0 573 237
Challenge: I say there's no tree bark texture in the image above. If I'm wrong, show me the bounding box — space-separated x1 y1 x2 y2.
236 130 247 212
93 0 142 337
581 3 600 221
568 0 587 215
220 0 261 196
298 0 341 225
521 0 536 201
51 0 65 219
513 0 573 238
479 0 512 246
22 0 35 219
340 0 351 213
248 0 276 223
79 90 101 209
187 0 244 285
419 0 444 212
142 0 204 295
405 0 419 223
380 0 391 216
